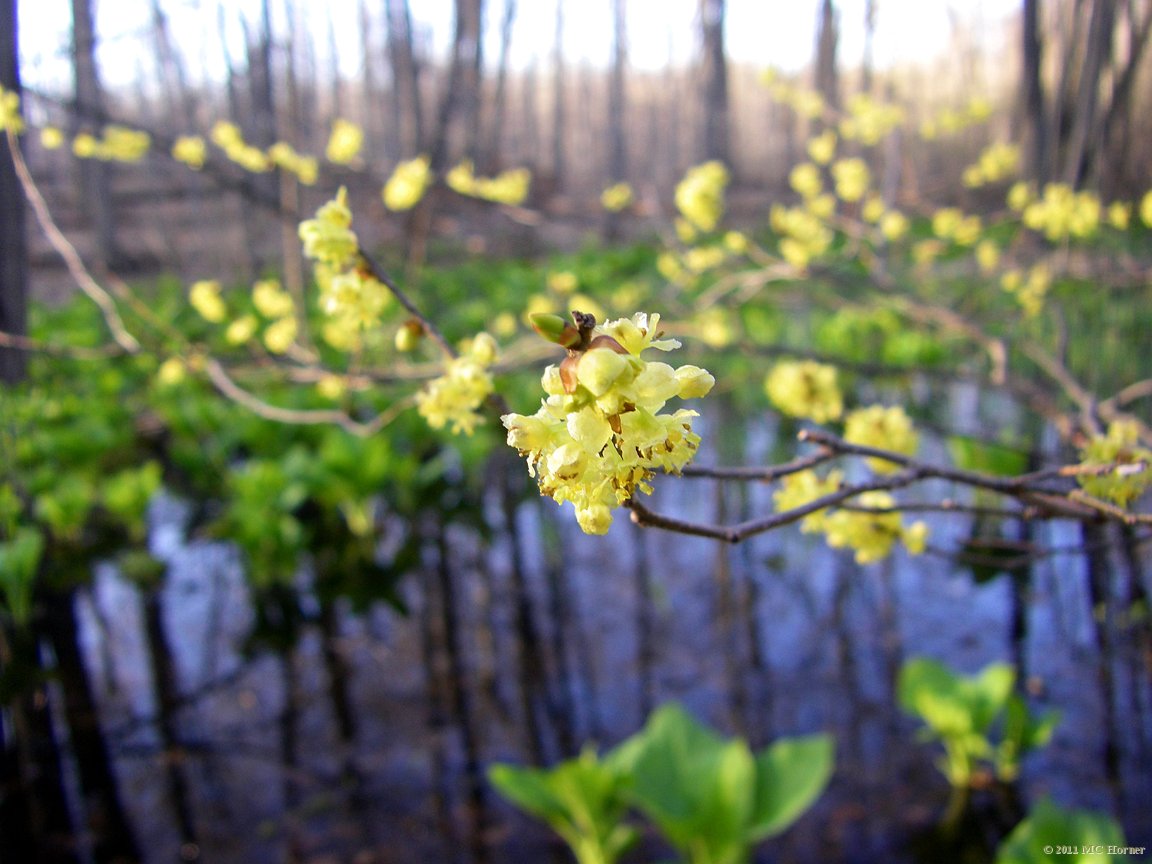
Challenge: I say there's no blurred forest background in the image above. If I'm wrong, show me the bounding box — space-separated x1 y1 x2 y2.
6 0 1152 292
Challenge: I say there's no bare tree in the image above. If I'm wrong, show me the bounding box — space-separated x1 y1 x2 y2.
1020 0 1152 189
483 0 517 171
699 0 730 163
148 0 198 130
551 0 567 189
605 0 628 239
385 0 425 155
429 0 485 170
0 0 26 383
71 0 120 270
814 0 840 113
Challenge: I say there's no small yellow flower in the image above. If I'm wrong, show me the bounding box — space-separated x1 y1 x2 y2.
189 280 227 323
383 155 432 211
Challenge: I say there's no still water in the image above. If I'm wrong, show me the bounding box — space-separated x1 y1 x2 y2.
63 398 1152 863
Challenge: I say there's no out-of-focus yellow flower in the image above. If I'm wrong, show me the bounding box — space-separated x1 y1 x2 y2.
299 187 358 268
764 360 842 423
0 84 23 133
156 357 187 387
316 374 347 401
962 142 1019 187
861 194 885 223
1000 264 1051 317
1022 183 1100 241
325 118 363 164
252 279 295 319
1140 190 1152 227
189 280 227 323
831 158 870 202
1077 419 1152 507
790 162 823 199
879 211 908 241
773 469 843 532
844 404 918 473
1107 202 1130 230
547 271 579 295
1007 181 1034 212
72 133 98 158
841 94 904 145
675 160 729 231
417 333 500 436
600 181 633 212
975 239 1000 274
383 155 432 211
225 314 259 345
263 316 298 354
40 126 64 149
807 130 837 165
172 135 207 169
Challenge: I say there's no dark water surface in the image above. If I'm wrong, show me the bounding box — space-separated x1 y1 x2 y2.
57 398 1152 862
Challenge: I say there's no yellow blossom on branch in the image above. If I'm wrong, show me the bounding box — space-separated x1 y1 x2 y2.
503 312 714 535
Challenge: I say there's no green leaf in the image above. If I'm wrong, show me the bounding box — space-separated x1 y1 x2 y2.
489 749 638 864
749 733 835 840
947 435 1029 477
996 798 1127 864
0 528 44 627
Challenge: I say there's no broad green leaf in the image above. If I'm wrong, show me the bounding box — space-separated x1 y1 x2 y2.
947 435 1029 477
996 798 1126 864
749 733 835 840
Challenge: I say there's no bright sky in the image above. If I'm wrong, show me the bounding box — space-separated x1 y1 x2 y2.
17 0 1019 93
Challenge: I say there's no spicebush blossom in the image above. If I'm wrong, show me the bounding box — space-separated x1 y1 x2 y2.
503 312 714 535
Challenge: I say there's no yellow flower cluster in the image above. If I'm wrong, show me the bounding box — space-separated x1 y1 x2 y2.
843 405 919 472
773 471 927 564
807 130 837 165
190 279 227 323
446 160 531 205
839 94 905 145
1000 264 1051 317
790 162 823 199
316 268 391 332
831 158 871 202
382 155 432 211
210 121 270 173
73 125 151 162
268 141 318 185
1141 191 1152 227
172 135 207 169
0 83 24 133
675 161 729 232
931 208 982 246
417 333 500 436
502 313 714 535
1077 419 1152 507
764 77 826 120
919 97 993 140
249 279 299 353
764 361 842 423
600 181 634 212
40 126 64 149
1022 183 1100 241
298 187 358 269
325 119 364 165
962 142 1020 187
770 206 833 271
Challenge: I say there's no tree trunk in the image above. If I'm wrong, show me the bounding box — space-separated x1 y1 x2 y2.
1021 0 1050 183
814 0 840 114
1059 0 1115 186
699 0 730 164
71 0 120 270
605 0 628 240
385 0 425 154
551 0 567 190
482 0 517 172
0 0 27 383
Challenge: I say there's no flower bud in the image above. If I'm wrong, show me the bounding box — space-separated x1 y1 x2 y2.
395 320 423 352
530 313 582 348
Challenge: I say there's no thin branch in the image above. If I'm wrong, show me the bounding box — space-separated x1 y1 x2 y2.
8 128 140 352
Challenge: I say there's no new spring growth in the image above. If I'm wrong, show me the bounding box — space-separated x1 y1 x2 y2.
503 311 715 535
